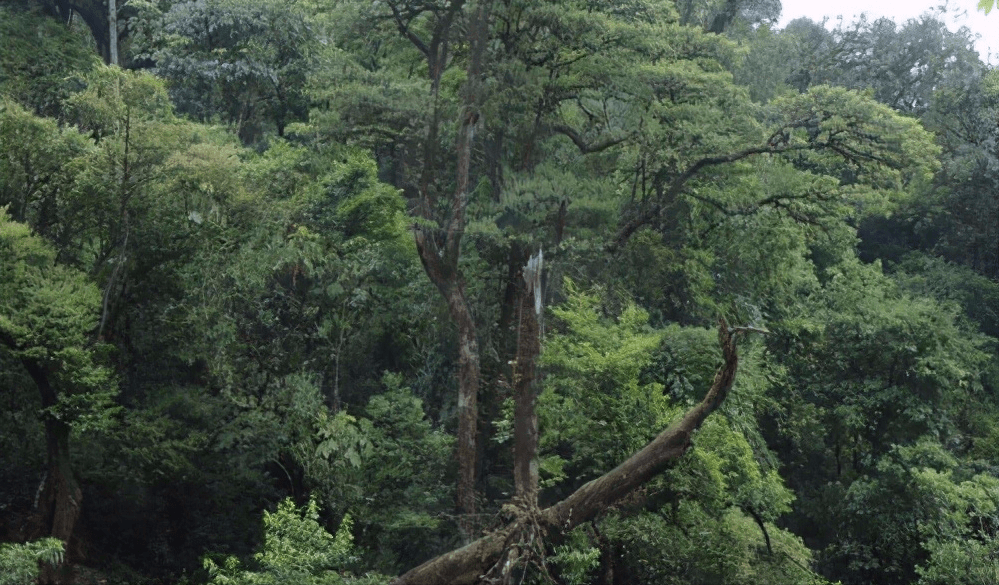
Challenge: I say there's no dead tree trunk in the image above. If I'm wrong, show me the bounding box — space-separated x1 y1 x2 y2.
390 320 740 585
512 250 542 506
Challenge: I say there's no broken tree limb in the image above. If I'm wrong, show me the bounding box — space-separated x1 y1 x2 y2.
513 249 543 505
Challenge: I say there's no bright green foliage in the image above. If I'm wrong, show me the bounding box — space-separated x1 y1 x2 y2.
548 527 601 585
0 538 64 585
204 498 387 585
535 280 819 583
606 380 810 584
55 66 204 276
0 210 116 429
677 198 823 324
918 538 999 585
771 86 940 194
0 98 94 256
610 80 938 328
828 441 999 584
5 0 999 583
294 377 456 574
2 67 198 273
255 502 354 579
65 65 174 134
597 506 827 585
306 149 410 246
539 279 674 478
669 417 793 521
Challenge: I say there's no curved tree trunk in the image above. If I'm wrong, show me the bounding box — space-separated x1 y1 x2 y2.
409 0 493 534
38 0 113 63
391 321 740 585
413 96 482 524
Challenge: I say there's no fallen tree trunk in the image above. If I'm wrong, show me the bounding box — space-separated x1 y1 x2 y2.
391 320 740 585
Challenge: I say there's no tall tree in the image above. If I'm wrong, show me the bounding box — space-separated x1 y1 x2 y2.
0 211 116 561
305 0 939 558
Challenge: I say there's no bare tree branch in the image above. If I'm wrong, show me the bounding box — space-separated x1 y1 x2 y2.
386 0 431 57
548 124 632 154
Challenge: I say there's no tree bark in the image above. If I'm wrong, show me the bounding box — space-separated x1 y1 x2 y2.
513 250 542 505
410 0 494 529
450 279 481 521
391 321 740 585
108 0 118 66
412 228 482 523
21 360 81 584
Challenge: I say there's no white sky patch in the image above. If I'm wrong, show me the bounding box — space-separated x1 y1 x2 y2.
777 0 999 63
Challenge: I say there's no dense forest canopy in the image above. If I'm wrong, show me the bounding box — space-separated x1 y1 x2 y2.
3 1 999 584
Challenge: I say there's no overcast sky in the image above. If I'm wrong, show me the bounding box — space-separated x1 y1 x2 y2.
777 1 999 63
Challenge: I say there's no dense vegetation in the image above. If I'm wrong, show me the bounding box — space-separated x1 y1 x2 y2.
3 0 999 583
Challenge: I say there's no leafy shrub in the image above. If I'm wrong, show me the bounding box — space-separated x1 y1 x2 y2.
0 538 64 585
204 498 388 585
